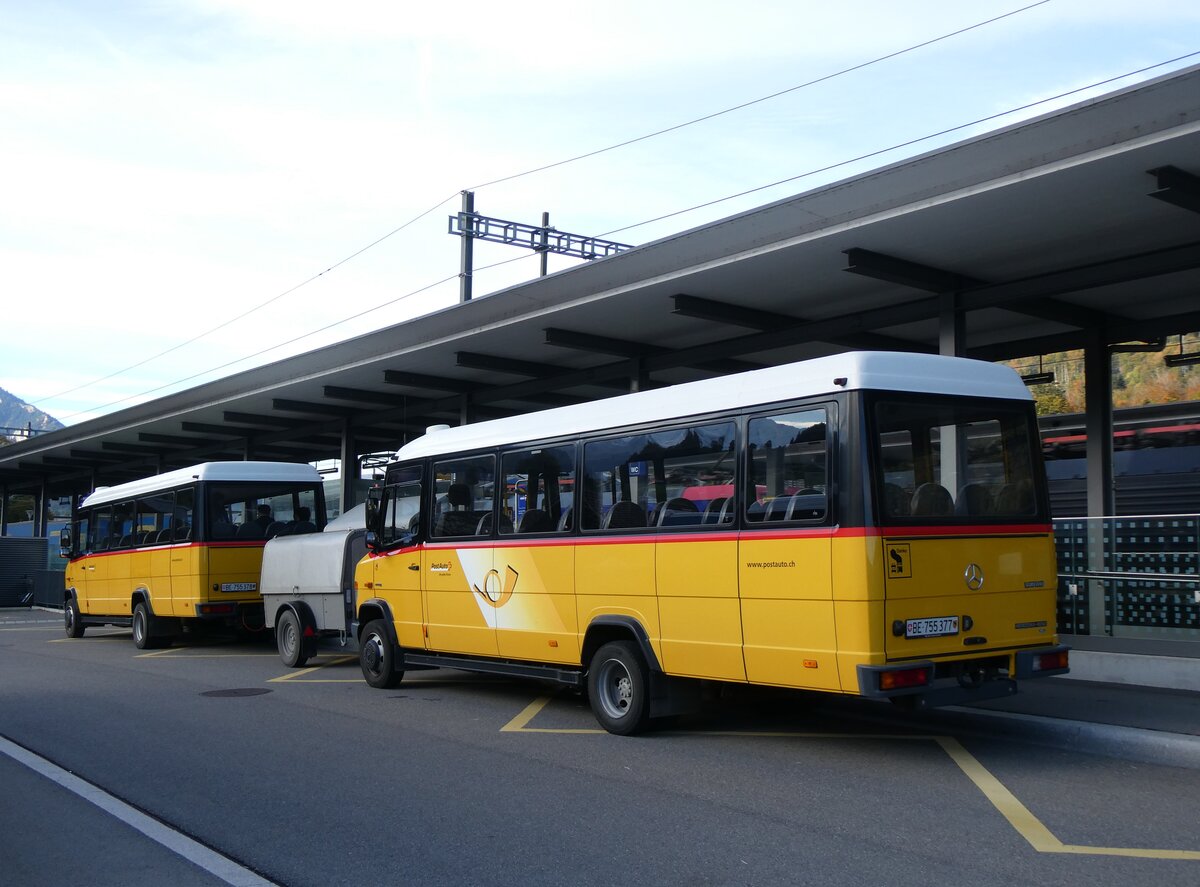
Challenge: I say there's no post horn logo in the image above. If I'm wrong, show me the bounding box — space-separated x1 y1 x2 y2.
474 565 519 608
964 563 984 591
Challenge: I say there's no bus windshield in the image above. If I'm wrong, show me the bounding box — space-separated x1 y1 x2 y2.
873 395 1043 522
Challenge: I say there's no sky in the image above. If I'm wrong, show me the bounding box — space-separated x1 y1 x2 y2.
3 0 1199 427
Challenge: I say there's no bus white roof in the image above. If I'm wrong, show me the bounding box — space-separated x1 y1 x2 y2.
394 352 1032 462
81 461 323 508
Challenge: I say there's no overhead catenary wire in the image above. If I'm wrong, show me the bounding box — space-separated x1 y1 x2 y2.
50 51 1200 422
35 0 1054 416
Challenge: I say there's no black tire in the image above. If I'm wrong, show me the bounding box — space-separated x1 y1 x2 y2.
359 619 403 689
64 598 85 639
587 640 650 735
276 609 309 668
132 601 169 650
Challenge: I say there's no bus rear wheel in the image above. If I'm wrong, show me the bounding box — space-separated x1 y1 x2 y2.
359 620 403 689
132 602 169 650
276 609 309 668
588 640 650 735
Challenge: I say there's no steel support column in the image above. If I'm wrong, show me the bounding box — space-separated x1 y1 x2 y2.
339 422 359 514
1084 328 1115 636
939 292 965 357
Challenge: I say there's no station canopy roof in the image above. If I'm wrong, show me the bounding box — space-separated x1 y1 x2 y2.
4 64 1200 494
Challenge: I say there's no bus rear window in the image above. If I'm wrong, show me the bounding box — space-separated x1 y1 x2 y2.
874 397 1042 522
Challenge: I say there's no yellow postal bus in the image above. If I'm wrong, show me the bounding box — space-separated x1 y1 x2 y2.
61 461 326 648
355 352 1068 734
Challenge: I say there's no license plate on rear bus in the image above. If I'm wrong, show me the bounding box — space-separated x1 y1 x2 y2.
905 616 959 639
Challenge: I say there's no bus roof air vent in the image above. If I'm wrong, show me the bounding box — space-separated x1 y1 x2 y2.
425 424 452 435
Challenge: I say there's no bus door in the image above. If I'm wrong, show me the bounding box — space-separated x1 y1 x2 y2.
494 445 578 665
168 488 197 617
738 407 840 691
649 422 745 682
98 500 135 616
74 507 108 614
423 456 499 657
874 398 1057 661
370 466 425 650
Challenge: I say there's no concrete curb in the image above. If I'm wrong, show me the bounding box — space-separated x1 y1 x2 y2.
1062 649 1200 691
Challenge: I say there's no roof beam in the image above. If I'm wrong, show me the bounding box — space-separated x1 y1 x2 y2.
181 422 248 438
1148 165 1200 214
455 351 565 378
223 412 309 429
322 386 409 407
382 370 475 394
139 432 224 449
671 293 929 353
844 248 983 292
271 398 359 418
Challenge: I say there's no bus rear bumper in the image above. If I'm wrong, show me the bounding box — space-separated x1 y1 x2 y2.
857 645 1070 708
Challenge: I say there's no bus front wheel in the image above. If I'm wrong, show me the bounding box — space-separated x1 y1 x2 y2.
359 620 403 689
64 599 85 638
588 640 650 736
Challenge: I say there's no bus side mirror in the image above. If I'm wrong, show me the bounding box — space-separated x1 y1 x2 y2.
364 530 379 552
59 527 73 558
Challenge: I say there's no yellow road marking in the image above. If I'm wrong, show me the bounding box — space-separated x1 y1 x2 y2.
135 648 277 659
938 736 1200 861
5 626 66 632
269 656 357 682
505 696 1200 861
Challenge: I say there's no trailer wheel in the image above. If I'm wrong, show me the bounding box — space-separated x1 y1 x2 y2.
359 619 403 689
276 609 309 668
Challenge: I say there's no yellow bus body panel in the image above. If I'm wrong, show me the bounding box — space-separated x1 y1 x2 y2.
494 542 578 664
423 544 499 656
657 536 743 681
882 533 1057 658
739 533 838 689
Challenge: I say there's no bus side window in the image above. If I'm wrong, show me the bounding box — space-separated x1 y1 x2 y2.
431 456 495 539
174 487 195 541
380 466 423 546
746 408 829 524
500 444 575 535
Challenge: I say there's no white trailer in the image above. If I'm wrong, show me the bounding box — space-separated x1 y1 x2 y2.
261 504 367 666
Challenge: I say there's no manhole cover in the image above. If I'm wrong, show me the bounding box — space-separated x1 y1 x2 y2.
200 688 273 698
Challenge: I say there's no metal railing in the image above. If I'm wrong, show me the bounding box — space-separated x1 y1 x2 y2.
1055 514 1200 640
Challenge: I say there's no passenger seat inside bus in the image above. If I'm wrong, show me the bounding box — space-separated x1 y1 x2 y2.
603 500 646 529
517 509 554 533
656 497 700 527
434 483 477 537
911 483 953 516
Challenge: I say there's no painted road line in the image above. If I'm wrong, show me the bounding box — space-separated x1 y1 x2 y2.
0 734 279 887
505 695 1200 861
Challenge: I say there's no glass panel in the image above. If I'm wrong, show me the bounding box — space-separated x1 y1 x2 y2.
430 455 496 538
135 492 175 545
206 482 324 541
111 501 136 549
875 397 1041 522
746 409 829 523
582 422 737 531
174 488 195 541
500 444 575 534
381 465 422 546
